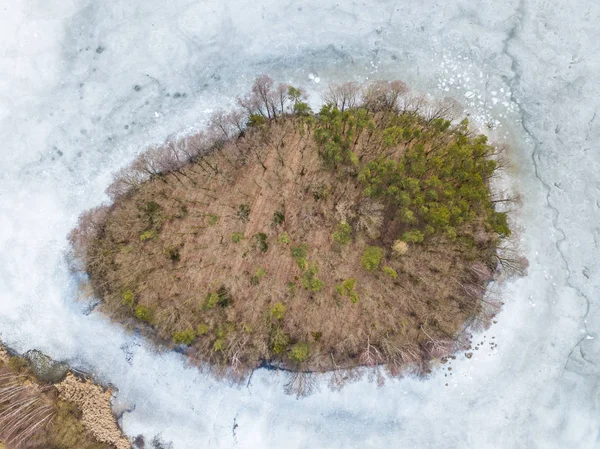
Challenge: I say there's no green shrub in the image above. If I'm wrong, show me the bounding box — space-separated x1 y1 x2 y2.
382 266 398 279
122 290 135 307
291 244 309 270
302 265 324 292
143 200 161 214
248 114 266 127
197 323 210 335
139 230 158 241
215 322 234 338
290 342 310 362
361 246 384 271
270 302 287 320
173 328 196 345
278 232 291 244
250 267 267 285
134 305 153 323
332 221 352 244
270 327 290 354
273 210 285 226
206 214 219 225
204 287 232 309
336 278 359 303
231 232 244 243
254 233 269 252
489 211 511 237
205 292 220 309
402 230 424 243
213 338 226 352
293 101 311 115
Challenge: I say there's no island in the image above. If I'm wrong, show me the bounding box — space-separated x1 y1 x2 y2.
70 77 513 383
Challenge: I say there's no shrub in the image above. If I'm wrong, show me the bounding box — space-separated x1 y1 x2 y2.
142 200 161 214
361 246 384 271
293 101 311 115
203 287 233 310
164 246 180 261
302 265 325 292
173 328 196 345
291 244 309 270
139 230 158 241
134 305 153 322
273 210 285 226
197 323 210 335
248 114 266 127
332 221 352 244
122 290 135 307
290 343 310 362
382 266 398 279
206 214 219 225
236 204 251 222
490 211 511 237
213 338 226 352
270 327 290 354
205 292 220 309
254 233 269 252
336 278 359 303
270 302 287 320
278 232 291 244
231 232 244 243
402 229 424 243
250 267 267 285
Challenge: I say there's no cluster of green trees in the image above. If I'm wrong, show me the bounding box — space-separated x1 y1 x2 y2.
312 106 510 244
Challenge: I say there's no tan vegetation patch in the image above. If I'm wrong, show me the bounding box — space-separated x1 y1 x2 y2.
56 374 130 449
71 78 520 384
0 345 127 449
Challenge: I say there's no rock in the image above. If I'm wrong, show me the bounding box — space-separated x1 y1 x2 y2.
24 349 69 383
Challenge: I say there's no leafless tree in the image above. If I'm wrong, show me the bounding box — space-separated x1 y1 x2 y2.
283 371 318 398
68 205 109 262
399 92 428 115
423 97 462 124
324 82 361 111
361 80 408 112
359 337 383 366
238 75 288 119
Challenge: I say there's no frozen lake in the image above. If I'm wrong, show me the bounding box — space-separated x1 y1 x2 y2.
0 0 598 447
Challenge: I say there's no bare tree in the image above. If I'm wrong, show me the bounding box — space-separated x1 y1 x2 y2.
361 80 408 112
359 337 383 366
283 371 318 398
68 206 109 261
238 75 283 119
324 82 361 111
423 97 462 124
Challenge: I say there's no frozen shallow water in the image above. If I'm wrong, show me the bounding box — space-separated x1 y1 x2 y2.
1 0 599 447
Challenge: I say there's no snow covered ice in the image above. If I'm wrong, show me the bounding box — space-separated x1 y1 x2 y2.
1 0 599 447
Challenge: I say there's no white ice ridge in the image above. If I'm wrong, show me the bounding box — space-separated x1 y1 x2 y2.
0 0 599 448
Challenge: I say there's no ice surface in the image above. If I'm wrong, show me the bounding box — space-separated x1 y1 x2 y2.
0 0 599 448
